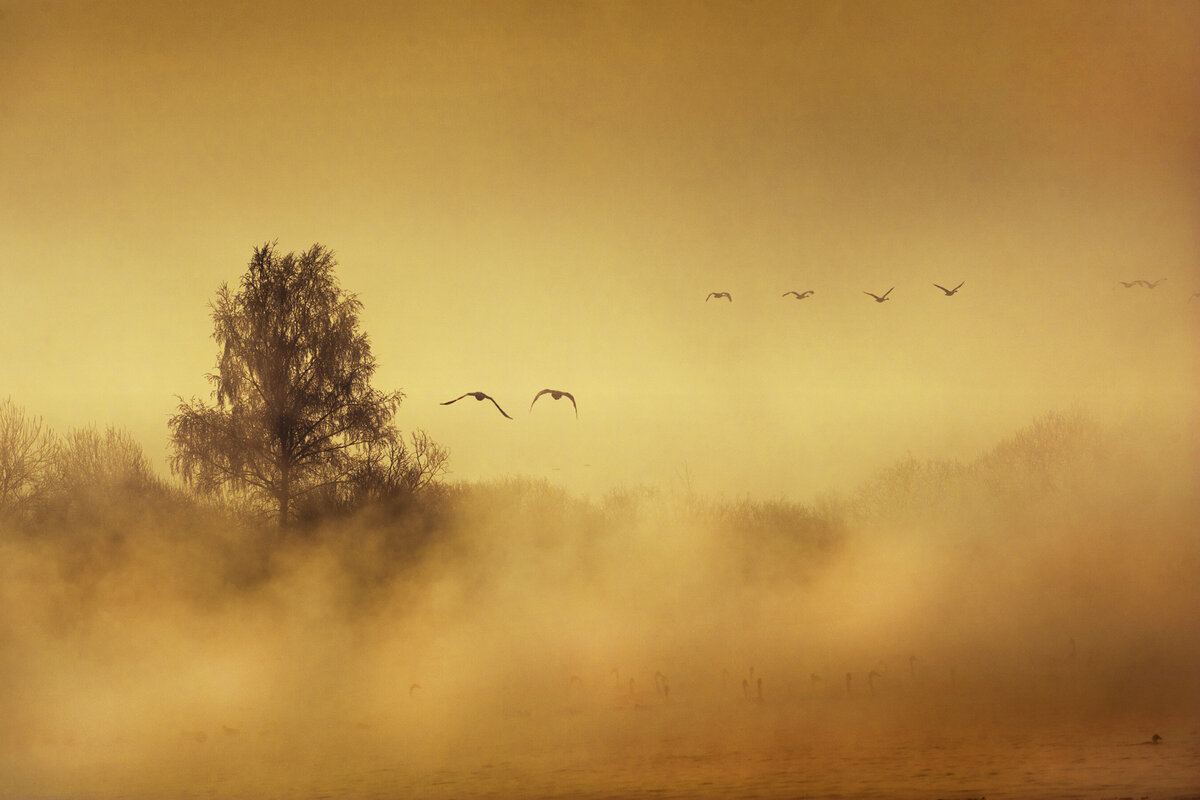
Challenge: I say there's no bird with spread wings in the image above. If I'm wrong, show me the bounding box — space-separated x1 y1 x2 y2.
441 391 512 419
530 389 578 418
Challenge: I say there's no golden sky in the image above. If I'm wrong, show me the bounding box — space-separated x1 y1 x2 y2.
2 0 1198 498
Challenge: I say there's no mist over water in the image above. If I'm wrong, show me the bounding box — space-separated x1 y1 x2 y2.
1 411 1197 798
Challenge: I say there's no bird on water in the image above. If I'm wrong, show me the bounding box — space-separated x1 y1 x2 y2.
706 292 733 302
933 281 964 296
864 288 894 303
441 391 512 419
530 389 578 418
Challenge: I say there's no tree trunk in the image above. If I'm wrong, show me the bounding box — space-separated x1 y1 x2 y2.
278 461 291 528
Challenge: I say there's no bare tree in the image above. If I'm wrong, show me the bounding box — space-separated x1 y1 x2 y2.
46 425 158 522
169 242 435 527
0 398 56 520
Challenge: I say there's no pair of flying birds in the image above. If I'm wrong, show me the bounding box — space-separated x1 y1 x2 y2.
707 291 816 302
707 290 819 302
864 284 963 301
706 282 963 303
441 389 576 420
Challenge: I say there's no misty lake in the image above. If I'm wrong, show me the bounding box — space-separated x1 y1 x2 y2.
7 695 1197 799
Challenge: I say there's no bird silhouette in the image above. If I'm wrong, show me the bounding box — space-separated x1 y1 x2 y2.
782 290 814 299
1116 280 1141 288
441 391 512 419
1137 278 1166 288
864 288 893 303
706 292 732 302
933 281 964 296
530 389 578 418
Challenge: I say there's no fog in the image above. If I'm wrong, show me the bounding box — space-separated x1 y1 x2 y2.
3 2 1197 795
2 411 1196 797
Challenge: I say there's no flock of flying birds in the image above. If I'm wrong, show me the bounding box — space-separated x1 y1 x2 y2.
707 280 966 304
1115 277 1200 300
442 276 1194 421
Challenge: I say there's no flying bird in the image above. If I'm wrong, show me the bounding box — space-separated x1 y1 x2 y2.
782 290 814 299
1137 278 1166 288
933 281 964 296
863 287 894 303
441 391 512 419
1116 280 1141 288
530 389 578 418
706 292 732 302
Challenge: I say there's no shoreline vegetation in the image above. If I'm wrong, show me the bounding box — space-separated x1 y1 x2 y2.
0 404 1164 607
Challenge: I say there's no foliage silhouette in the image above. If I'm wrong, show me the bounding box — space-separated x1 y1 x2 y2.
0 397 56 521
169 242 444 527
46 425 159 521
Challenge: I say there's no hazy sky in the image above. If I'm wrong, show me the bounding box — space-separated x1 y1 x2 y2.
3 0 1198 499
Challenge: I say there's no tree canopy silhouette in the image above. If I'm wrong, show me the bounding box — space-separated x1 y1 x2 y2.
0 398 56 520
169 242 435 527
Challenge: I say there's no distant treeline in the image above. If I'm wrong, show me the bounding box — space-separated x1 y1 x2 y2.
849 410 1111 523
0 395 453 604
1 396 1143 616
0 396 450 527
